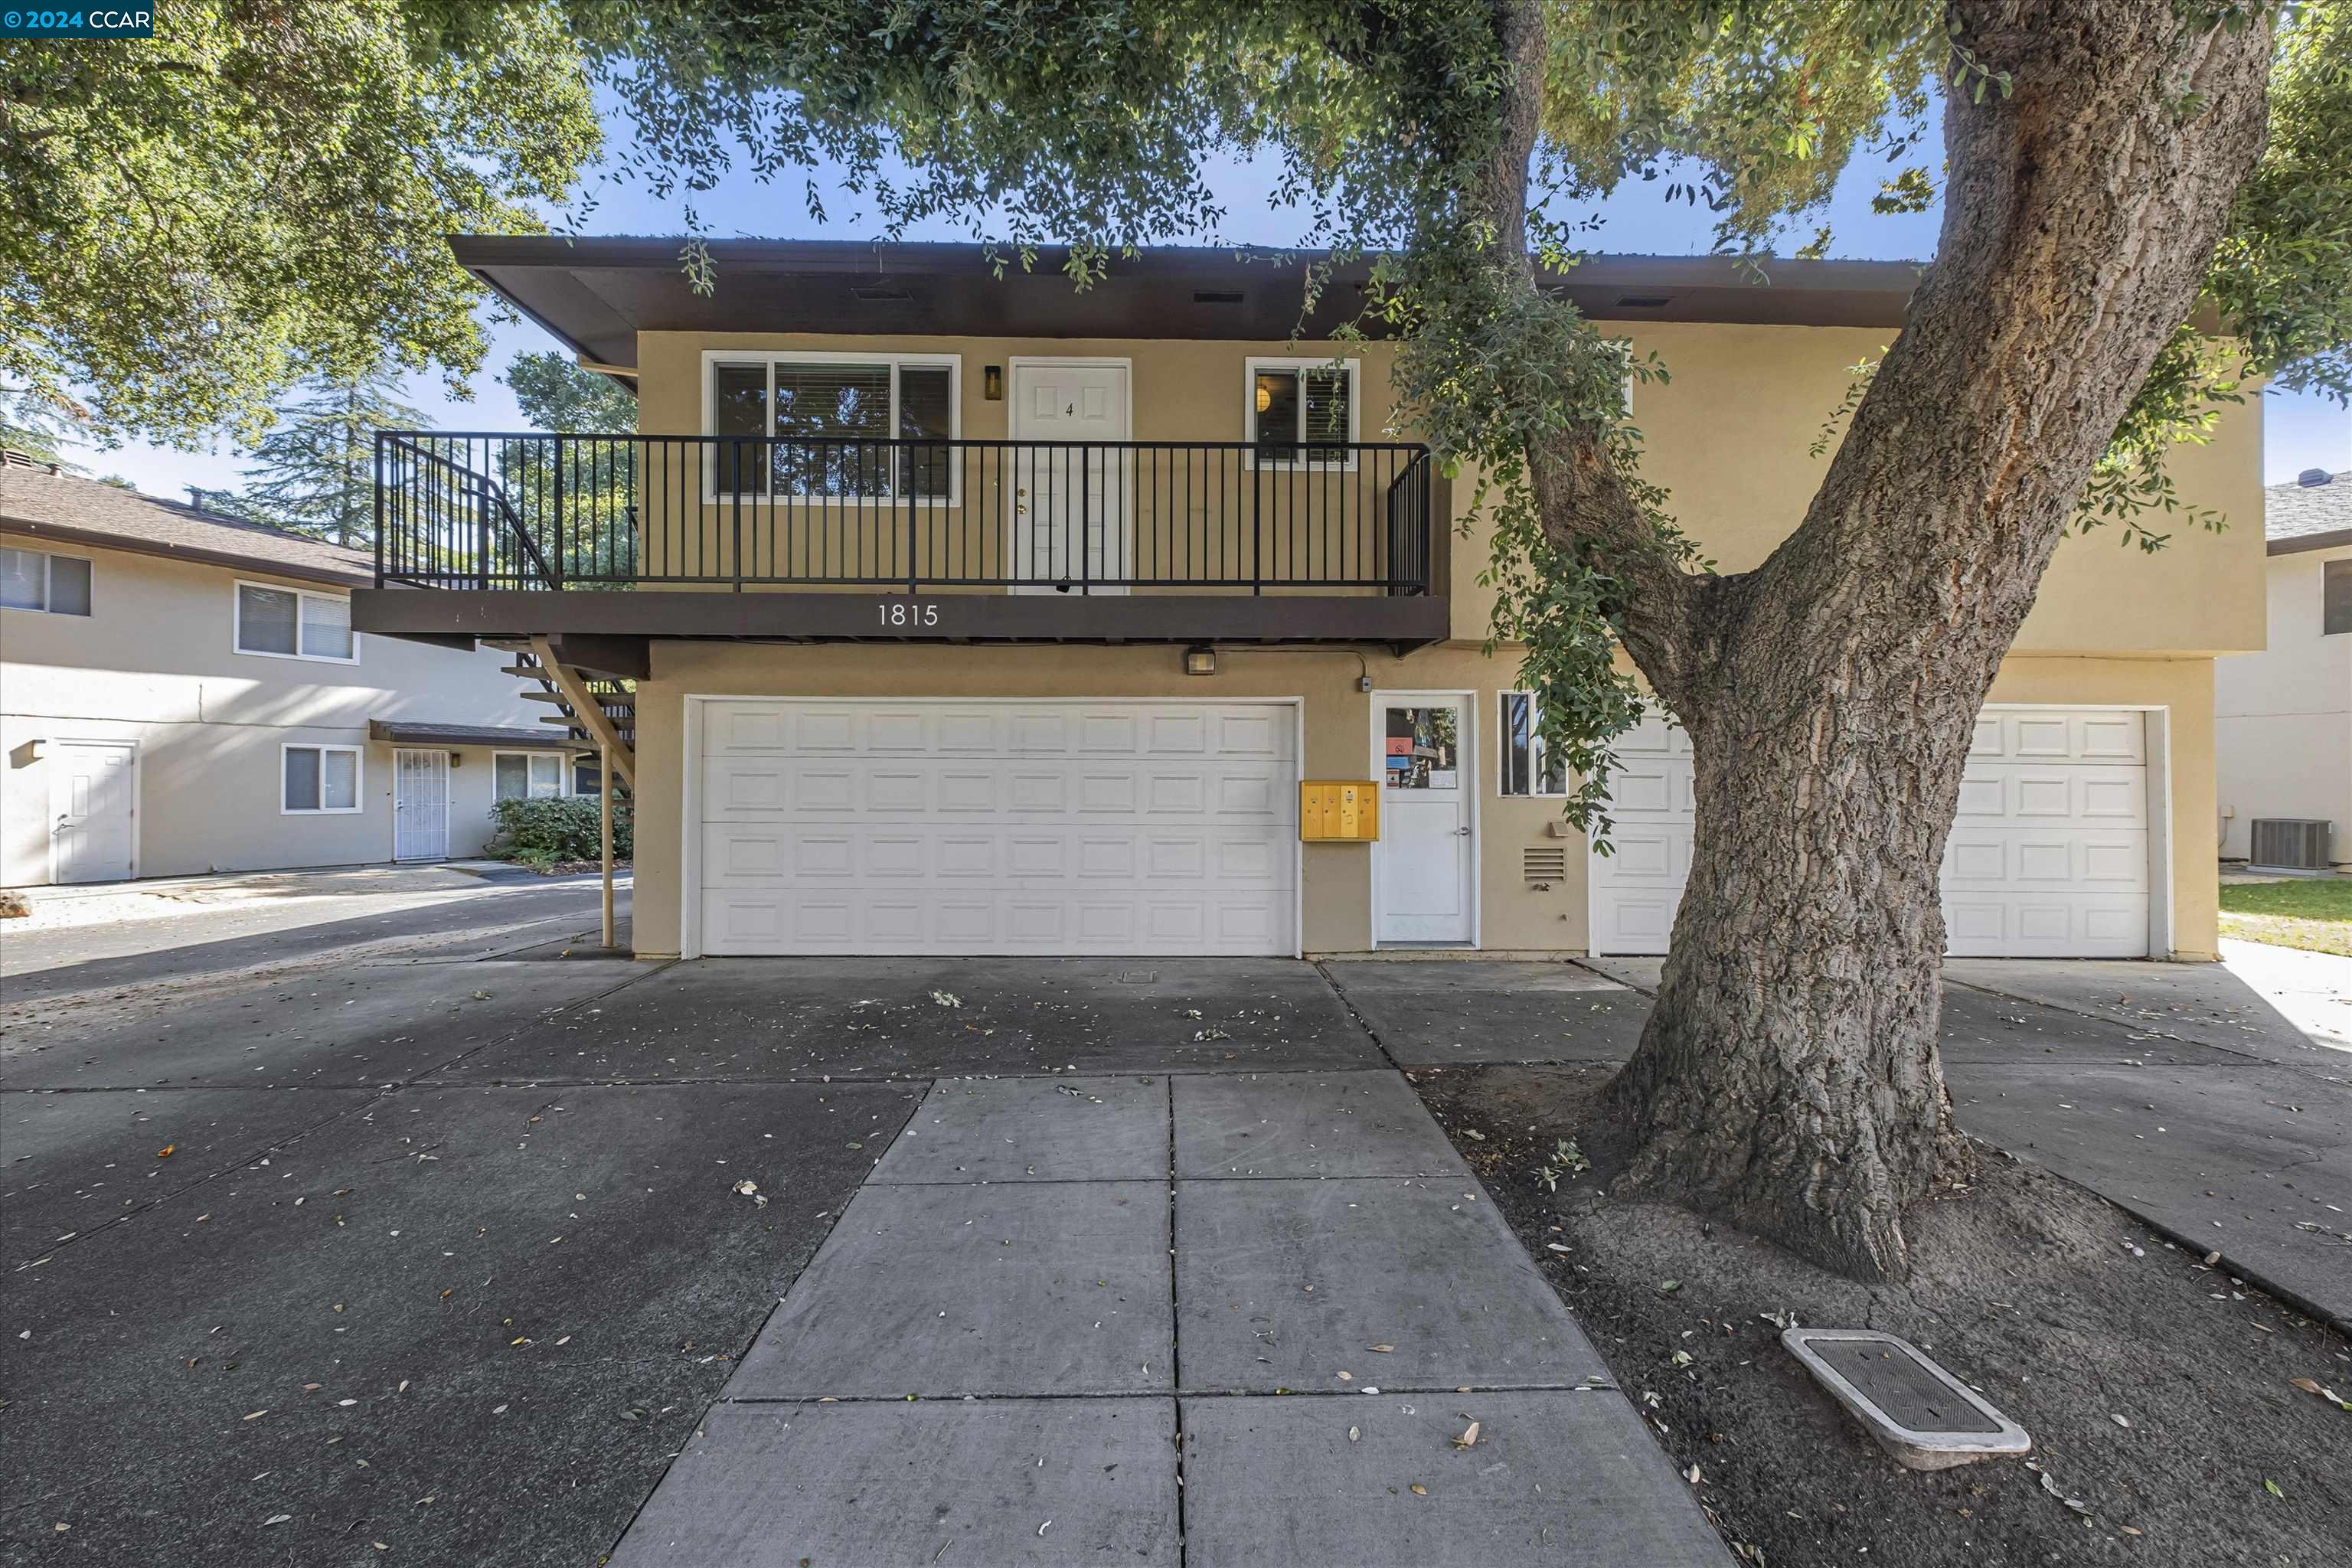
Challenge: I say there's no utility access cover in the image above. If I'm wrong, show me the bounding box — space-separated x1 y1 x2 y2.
1783 1328 2031 1470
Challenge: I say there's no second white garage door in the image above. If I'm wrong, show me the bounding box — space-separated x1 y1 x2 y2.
694 698 1298 956
1589 706 2153 959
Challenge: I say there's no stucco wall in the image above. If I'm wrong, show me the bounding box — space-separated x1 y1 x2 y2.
636 323 2266 656
1 540 550 884
629 639 2220 961
2214 544 2352 864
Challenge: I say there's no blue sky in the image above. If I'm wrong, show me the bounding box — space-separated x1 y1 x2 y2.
74 109 2349 500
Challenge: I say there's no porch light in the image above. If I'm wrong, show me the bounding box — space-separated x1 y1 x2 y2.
983 364 1003 400
1184 645 1217 677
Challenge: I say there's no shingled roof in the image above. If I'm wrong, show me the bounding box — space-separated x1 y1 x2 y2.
2265 467 2350 552
0 456 372 587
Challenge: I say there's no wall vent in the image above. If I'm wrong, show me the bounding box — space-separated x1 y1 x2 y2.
1193 290 1245 304
2249 818 2334 872
851 286 912 302
1615 294 1674 309
1522 844 1570 886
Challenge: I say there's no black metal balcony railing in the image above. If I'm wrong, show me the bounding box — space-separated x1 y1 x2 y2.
374 433 1432 596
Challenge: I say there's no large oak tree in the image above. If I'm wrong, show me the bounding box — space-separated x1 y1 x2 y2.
441 0 2344 1277
2 2 602 445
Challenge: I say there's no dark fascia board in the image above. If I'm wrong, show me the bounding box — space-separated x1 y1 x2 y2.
2270 526 2352 556
352 586 1449 648
448 237 1932 368
0 518 371 590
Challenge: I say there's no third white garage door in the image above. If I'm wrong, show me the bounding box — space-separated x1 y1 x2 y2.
1589 706 2153 958
693 698 1298 956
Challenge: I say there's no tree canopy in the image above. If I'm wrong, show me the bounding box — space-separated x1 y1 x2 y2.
237 370 426 547
505 351 639 433
0 2 602 447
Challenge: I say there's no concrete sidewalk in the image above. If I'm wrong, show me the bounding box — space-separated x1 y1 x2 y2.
607 1067 1729 1567
1329 955 2352 1328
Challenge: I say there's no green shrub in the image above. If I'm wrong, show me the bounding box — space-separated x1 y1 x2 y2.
488 795 632 868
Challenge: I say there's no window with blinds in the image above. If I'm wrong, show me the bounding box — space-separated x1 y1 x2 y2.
705 356 959 499
1247 358 1357 466
236 582 354 662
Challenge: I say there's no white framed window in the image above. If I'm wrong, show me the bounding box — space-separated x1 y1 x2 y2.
571 755 604 798
0 545 93 616
494 751 570 801
282 744 362 814
1245 356 1360 468
1498 691 1570 797
701 350 960 502
235 581 354 662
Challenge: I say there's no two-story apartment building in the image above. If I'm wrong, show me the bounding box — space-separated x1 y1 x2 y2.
2 459 599 886
354 239 2264 961
2215 468 2350 870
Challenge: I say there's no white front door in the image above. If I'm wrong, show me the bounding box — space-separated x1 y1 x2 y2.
1373 695 1475 944
694 698 1298 956
1008 361 1131 594
50 740 136 884
394 748 450 861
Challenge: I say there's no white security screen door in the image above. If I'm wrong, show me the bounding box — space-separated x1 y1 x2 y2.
695 698 1297 956
1008 362 1131 593
394 749 450 861
50 740 136 884
1373 696 1474 944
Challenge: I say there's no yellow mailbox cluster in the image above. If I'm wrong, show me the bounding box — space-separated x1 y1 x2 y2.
1299 780 1380 841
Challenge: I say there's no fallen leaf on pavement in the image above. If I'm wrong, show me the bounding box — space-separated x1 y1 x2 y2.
1453 1421 1480 1449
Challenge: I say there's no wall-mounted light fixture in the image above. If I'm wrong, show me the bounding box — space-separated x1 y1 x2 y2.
983 365 1003 400
1183 645 1217 677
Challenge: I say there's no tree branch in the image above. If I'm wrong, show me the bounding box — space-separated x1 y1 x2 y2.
1472 0 1710 714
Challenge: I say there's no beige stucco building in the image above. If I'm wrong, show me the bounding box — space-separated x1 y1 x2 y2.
355 240 2265 962
2215 469 2350 870
2 462 592 887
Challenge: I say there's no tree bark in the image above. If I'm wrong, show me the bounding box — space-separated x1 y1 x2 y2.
1484 0 2275 1278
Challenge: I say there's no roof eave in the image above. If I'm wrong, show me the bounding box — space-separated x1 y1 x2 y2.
0 516 372 589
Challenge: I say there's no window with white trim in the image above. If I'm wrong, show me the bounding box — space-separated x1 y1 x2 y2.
236 582 354 662
1246 357 1359 466
494 751 570 801
0 546 92 616
572 756 604 798
283 744 362 813
704 352 959 499
1498 691 1570 797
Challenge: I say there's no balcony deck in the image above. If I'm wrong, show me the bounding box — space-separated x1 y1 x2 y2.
356 433 1446 654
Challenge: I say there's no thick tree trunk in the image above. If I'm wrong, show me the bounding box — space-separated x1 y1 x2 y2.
1477 0 2276 1277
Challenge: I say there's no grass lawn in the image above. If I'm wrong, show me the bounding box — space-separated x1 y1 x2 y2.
2218 877 2352 956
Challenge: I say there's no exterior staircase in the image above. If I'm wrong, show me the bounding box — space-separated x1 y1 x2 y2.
492 639 635 789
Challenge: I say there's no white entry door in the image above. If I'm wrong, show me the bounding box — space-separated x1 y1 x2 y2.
694 698 1297 956
1588 706 2152 958
1373 695 1475 944
49 740 136 884
394 749 450 861
1009 361 1131 593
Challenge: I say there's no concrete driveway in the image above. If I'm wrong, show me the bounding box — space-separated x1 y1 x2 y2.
13 923 2342 1564
1331 954 2352 1328
4 943 1724 1567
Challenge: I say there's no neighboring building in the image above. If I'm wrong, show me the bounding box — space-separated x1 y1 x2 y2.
354 239 2265 961
1 457 600 887
2215 467 2351 871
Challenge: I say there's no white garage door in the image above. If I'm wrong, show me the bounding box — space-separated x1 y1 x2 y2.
694 699 1298 956
1589 707 2151 959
